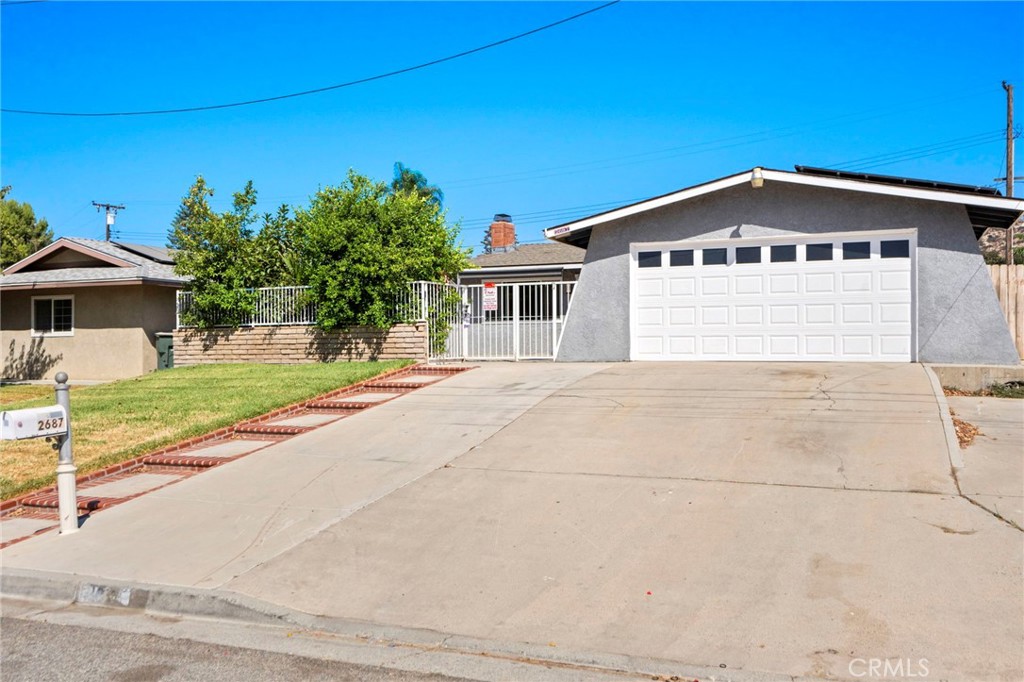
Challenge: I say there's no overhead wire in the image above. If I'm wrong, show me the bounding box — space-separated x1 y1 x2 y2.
1 1 621 117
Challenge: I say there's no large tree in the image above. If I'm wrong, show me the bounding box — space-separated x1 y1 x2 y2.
168 176 266 327
1 187 53 269
297 169 468 330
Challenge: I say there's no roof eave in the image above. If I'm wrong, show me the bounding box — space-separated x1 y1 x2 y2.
543 168 1024 245
2 237 136 274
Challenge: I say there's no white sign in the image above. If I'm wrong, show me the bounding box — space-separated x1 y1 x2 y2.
1 405 68 441
482 282 498 311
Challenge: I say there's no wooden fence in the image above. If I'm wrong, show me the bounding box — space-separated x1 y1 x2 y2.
989 264 1024 359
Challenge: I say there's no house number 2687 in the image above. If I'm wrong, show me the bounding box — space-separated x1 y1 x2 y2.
38 418 64 431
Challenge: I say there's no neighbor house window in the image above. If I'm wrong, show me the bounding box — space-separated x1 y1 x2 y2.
32 296 74 336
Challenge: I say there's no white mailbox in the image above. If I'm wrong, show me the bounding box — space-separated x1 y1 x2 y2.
1 405 68 441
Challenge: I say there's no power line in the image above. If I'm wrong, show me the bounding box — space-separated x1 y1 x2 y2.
827 130 1005 171
1 1 620 117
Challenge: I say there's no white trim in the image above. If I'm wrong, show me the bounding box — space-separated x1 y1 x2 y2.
545 168 1024 241
462 262 582 275
30 294 75 338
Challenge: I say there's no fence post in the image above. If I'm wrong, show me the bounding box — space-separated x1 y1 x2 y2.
512 283 520 361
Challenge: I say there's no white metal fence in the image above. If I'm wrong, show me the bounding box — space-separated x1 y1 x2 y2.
397 281 576 361
178 281 576 361
176 286 316 328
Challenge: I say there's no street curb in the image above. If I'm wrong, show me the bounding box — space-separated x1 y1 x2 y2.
923 365 964 470
1 567 802 682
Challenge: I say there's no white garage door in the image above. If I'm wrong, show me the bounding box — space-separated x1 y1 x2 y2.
630 230 916 361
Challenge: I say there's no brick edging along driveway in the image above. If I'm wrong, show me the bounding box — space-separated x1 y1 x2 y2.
0 363 471 514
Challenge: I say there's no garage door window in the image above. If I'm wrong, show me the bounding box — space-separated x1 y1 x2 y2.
703 248 727 265
735 246 761 264
638 251 662 268
806 243 833 261
670 249 694 267
771 245 797 262
843 241 871 260
881 240 910 258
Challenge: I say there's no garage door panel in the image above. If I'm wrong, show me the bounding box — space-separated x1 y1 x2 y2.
701 306 729 325
631 233 914 361
880 271 911 291
734 275 763 295
735 336 764 355
769 336 800 356
668 336 697 355
701 277 729 296
769 305 799 325
841 271 872 293
668 307 696 325
637 307 663 326
805 335 836 356
841 303 873 324
701 336 729 355
669 277 695 296
805 272 836 293
769 273 799 294
734 305 763 325
804 304 835 325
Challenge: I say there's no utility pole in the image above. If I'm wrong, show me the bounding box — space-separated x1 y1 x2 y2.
1003 82 1015 264
92 201 125 242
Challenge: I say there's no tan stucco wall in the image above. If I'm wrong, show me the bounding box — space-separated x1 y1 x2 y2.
0 285 178 381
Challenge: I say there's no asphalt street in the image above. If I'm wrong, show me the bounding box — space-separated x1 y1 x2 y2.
0 617 476 682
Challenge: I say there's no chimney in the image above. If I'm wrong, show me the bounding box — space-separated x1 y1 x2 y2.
489 213 516 252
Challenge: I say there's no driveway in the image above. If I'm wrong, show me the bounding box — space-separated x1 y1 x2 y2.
224 362 1021 681
4 363 1021 681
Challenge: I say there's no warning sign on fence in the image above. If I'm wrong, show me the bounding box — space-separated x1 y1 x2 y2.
483 282 498 311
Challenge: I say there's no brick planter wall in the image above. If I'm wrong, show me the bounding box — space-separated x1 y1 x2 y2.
172 323 428 365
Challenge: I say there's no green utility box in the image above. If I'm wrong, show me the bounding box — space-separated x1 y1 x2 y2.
155 333 174 370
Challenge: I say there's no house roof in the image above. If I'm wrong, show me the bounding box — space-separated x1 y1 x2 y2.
544 167 1024 248
469 242 586 269
0 237 186 290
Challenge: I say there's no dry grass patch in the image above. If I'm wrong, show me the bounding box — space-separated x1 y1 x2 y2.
0 361 411 500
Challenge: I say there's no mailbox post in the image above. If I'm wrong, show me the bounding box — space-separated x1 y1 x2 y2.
53 372 78 535
0 372 76 535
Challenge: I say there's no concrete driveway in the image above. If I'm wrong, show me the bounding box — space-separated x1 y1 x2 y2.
226 362 1022 681
3 362 1020 681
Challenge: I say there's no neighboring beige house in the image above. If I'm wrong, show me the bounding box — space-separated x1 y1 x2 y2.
0 238 186 381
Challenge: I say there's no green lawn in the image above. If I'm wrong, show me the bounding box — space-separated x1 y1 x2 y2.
0 361 411 500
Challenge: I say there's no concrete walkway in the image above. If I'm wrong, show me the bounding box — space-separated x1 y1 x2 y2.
0 363 607 588
3 362 1021 681
948 395 1024 528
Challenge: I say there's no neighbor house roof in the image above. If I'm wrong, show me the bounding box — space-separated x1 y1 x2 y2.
0 237 186 290
544 166 1024 248
469 242 586 269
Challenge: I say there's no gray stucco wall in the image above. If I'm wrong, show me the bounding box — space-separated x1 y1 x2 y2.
557 182 1019 365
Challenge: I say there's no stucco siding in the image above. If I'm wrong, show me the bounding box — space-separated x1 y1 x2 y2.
1 285 177 380
556 182 1019 365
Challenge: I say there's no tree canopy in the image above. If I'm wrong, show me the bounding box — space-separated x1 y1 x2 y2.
169 167 468 330
1 187 53 269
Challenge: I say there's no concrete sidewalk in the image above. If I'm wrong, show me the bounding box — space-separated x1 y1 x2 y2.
0 363 607 588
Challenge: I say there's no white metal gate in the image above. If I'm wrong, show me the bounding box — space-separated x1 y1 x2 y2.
400 281 575 361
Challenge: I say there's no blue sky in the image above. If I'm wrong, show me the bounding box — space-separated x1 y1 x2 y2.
2 1 1022 252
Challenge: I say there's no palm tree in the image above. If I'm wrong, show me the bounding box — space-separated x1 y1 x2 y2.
391 162 444 207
